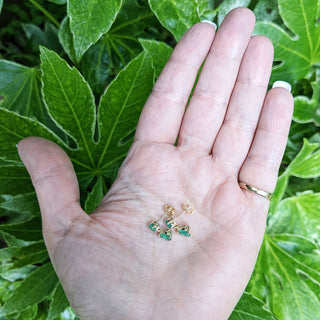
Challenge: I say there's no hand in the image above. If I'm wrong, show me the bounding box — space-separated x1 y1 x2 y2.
18 8 293 320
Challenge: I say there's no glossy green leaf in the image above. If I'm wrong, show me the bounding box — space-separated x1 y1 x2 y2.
0 262 58 316
84 176 104 213
0 61 45 122
269 173 288 214
217 0 250 25
293 76 320 125
48 282 70 320
229 292 276 320
268 192 320 241
67 0 123 61
40 47 96 167
95 51 154 174
0 217 43 241
286 139 320 178
254 0 320 82
0 108 62 163
58 17 76 62
148 0 216 40
139 39 173 77
0 0 3 14
249 234 320 320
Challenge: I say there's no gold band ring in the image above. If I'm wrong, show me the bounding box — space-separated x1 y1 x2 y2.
239 182 272 200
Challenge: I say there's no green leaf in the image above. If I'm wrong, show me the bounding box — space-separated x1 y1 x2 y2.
0 107 62 163
0 241 48 268
58 17 76 62
0 61 46 122
0 264 36 282
84 176 104 213
286 138 320 178
0 0 2 14
0 217 43 241
47 0 66 4
0 166 33 195
293 76 320 125
268 191 320 242
248 234 320 319
0 193 40 216
13 241 48 268
95 51 154 174
217 0 250 25
16 305 38 320
229 292 276 320
0 262 58 316
40 47 96 167
78 0 161 95
253 0 281 23
23 22 62 54
254 0 320 82
148 0 216 40
48 282 70 320
269 173 289 214
67 0 123 61
139 39 173 78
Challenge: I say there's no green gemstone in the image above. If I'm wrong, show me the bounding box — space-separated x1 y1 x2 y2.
165 219 172 228
148 221 159 232
159 230 172 240
178 226 190 237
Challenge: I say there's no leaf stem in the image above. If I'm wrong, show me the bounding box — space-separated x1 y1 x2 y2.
29 0 60 28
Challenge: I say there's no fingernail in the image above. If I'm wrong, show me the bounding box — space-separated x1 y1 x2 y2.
201 20 217 30
16 143 19 149
252 33 257 36
272 80 292 92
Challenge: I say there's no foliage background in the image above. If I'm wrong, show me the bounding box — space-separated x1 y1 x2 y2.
0 0 319 319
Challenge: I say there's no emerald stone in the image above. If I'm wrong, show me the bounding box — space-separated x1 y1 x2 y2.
178 226 190 237
159 229 172 241
165 219 176 228
148 221 159 232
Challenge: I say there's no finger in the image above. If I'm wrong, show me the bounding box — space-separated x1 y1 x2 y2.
239 85 293 198
211 35 273 173
177 8 255 151
135 22 216 144
17 137 90 249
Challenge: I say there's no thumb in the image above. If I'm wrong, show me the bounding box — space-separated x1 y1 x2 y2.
17 137 89 250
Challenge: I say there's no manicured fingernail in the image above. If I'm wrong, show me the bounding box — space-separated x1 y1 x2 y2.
272 81 292 92
201 20 217 30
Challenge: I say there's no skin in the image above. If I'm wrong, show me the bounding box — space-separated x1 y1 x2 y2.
17 8 293 320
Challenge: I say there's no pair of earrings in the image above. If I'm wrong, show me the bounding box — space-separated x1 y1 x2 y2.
148 202 194 241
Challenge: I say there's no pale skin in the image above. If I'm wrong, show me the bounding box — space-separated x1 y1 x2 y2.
17 8 293 320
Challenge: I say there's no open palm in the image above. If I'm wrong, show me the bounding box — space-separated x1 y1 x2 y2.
18 8 293 320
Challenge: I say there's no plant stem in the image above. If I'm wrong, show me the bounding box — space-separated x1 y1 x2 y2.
29 0 60 28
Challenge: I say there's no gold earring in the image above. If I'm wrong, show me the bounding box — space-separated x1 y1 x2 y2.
148 206 173 241
164 202 193 237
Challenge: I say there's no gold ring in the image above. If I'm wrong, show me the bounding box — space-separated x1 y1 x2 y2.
239 182 272 200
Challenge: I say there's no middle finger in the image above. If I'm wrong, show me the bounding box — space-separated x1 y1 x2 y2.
177 8 255 152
